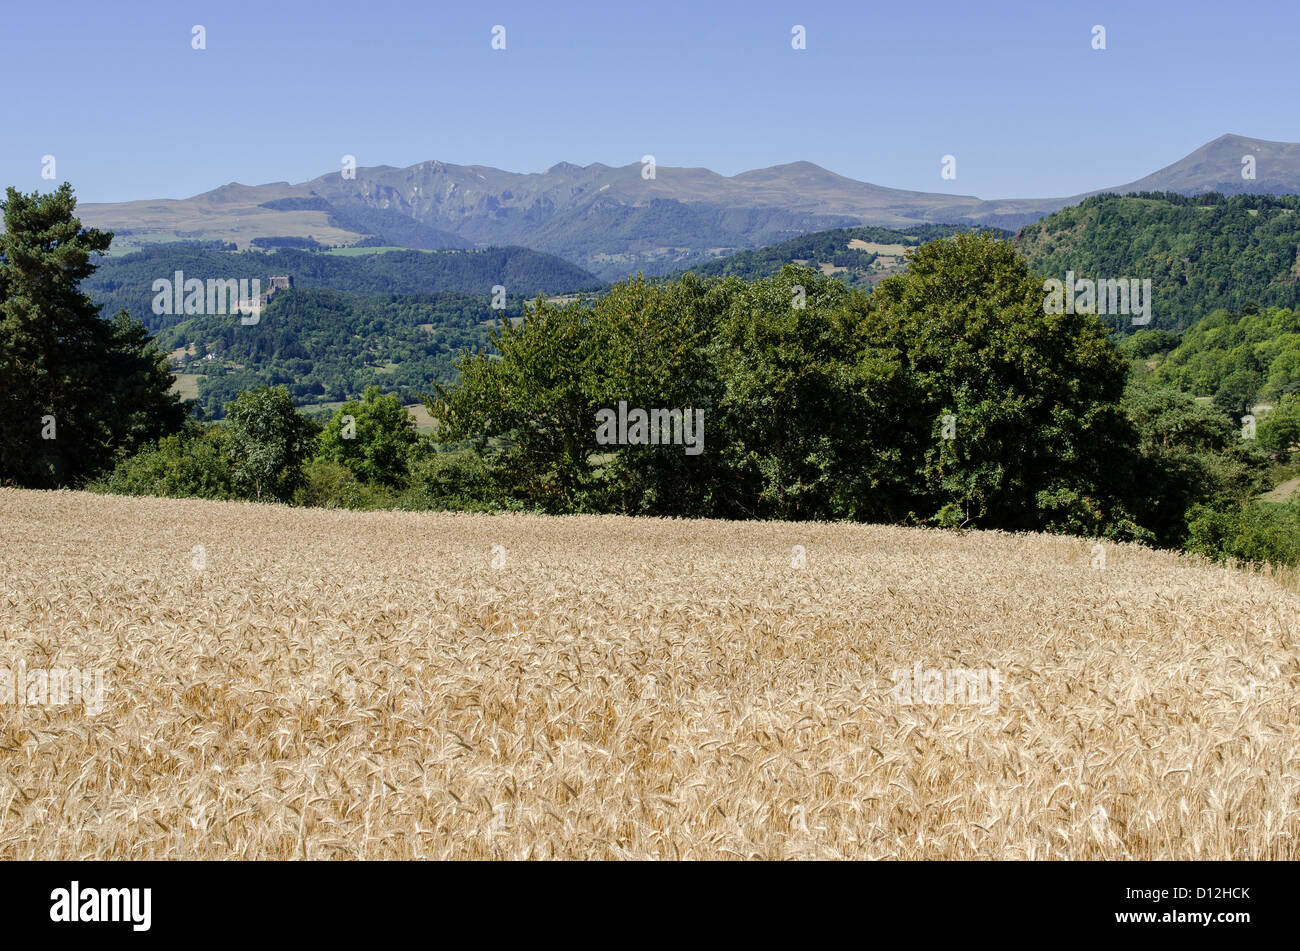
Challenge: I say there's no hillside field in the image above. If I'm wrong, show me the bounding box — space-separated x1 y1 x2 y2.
0 489 1297 859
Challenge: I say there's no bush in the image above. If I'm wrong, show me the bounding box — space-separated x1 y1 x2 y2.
294 457 397 509
91 428 234 499
1120 329 1181 359
1260 393 1300 462
318 386 422 486
1186 501 1300 566
398 450 500 512
224 386 317 502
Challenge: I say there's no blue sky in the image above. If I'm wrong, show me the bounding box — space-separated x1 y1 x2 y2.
2 0 1297 203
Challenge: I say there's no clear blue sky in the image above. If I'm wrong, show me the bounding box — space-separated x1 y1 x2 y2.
2 0 1297 203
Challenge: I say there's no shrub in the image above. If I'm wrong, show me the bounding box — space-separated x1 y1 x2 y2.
91 428 234 500
224 386 317 502
294 457 397 510
398 450 500 512
1186 501 1300 566
318 386 423 486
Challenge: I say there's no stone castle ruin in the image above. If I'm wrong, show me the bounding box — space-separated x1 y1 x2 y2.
237 274 293 314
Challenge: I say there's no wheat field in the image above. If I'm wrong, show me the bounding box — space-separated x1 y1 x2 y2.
0 487 1297 859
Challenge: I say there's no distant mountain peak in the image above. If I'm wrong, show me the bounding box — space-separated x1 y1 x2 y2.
1209 132 1282 147
1097 133 1300 197
733 160 837 179
762 160 833 174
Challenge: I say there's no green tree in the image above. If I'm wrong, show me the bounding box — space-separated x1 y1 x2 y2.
224 385 316 501
581 273 724 516
1119 328 1180 360
1186 501 1300 566
1260 393 1300 462
0 183 184 486
1120 378 1252 546
427 294 603 512
1212 368 1262 422
708 265 895 520
318 386 422 485
864 232 1142 536
430 275 727 514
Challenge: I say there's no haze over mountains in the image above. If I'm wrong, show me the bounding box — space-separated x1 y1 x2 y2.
79 134 1300 281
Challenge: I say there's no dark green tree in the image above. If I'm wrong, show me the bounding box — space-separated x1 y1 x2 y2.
94 423 235 500
427 294 604 512
1120 378 1248 546
708 265 896 520
1260 393 1300 462
864 232 1143 536
0 183 185 486
1212 368 1262 422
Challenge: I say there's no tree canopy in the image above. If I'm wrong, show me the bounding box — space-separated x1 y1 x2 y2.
0 183 184 487
430 232 1155 536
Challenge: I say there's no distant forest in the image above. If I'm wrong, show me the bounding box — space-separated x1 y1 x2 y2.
83 244 603 333
1016 193 1300 332
159 287 503 417
667 224 1003 287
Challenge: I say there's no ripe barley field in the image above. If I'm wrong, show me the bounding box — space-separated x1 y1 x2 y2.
1 488 1297 860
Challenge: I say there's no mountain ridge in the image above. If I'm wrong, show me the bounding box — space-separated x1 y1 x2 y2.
77 134 1300 280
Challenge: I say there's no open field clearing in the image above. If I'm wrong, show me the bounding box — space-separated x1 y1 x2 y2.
0 488 1297 859
404 403 438 433
168 372 204 401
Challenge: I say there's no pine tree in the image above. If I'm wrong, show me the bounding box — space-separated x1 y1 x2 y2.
0 183 186 487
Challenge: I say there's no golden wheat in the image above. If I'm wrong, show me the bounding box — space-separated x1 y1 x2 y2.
0 487 1297 859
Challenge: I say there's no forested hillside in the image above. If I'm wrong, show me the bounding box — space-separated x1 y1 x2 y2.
159 288 504 417
665 224 1000 286
1153 306 1300 399
83 244 603 332
1016 193 1300 332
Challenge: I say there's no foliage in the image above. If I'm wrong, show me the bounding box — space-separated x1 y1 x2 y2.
431 234 1152 535
223 386 318 501
1156 306 1300 406
90 425 234 500
396 450 500 512
83 244 603 334
1186 501 1300 566
0 183 186 488
863 233 1144 536
427 289 611 512
1016 193 1300 332
293 457 397 509
1260 393 1300 462
250 236 324 250
664 224 1001 288
1119 376 1267 546
163 288 499 417
1119 328 1180 359
318 386 422 485
706 267 887 521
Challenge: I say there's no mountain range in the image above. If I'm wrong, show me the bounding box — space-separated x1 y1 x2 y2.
78 134 1300 281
